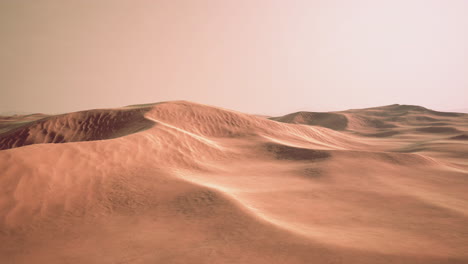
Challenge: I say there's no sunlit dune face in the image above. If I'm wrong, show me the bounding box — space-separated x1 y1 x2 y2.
1 1 467 113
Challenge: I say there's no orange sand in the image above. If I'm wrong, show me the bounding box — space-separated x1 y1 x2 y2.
1 101 467 263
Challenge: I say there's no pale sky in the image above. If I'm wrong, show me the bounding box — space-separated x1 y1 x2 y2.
1 0 467 115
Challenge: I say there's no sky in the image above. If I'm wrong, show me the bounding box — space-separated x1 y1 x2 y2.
1 0 468 115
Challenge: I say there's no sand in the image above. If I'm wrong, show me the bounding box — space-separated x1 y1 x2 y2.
0 101 467 264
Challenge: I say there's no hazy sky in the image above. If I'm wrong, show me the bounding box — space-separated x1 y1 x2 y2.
1 0 467 115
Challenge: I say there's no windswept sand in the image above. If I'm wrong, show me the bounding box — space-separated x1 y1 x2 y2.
1 101 467 264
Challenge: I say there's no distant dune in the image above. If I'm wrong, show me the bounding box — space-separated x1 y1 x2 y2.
449 108 468 114
1 101 467 264
272 104 467 137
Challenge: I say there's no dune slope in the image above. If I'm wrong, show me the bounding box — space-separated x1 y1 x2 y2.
1 101 467 264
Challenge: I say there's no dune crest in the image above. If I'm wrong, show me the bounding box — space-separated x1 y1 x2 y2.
1 101 467 264
0 107 154 150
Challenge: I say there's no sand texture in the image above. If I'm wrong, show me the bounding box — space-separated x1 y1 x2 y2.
1 101 468 264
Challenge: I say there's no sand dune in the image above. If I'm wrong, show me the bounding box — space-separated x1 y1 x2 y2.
270 112 349 130
0 107 154 150
1 101 467 263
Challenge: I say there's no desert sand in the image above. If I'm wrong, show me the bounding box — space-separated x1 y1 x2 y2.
0 101 467 264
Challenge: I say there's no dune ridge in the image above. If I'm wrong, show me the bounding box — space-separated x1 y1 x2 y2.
272 104 468 137
0 107 154 150
1 101 467 264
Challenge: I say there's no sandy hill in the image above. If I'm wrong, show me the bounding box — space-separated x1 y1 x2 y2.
272 104 468 137
1 101 467 264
